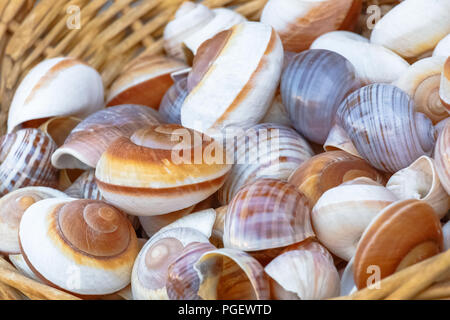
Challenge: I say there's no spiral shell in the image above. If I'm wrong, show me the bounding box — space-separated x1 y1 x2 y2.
223 179 314 252
52 105 162 170
19 198 139 295
7 57 104 133
337 84 436 173
440 57 450 111
38 116 81 147
158 75 188 125
181 22 284 134
434 119 450 195
370 0 450 59
95 124 231 216
323 124 360 157
65 170 102 201
260 0 361 52
353 199 443 289
281 49 361 144
310 31 409 84
433 34 450 58
0 129 59 196
106 56 187 109
218 123 314 205
0 187 66 254
288 151 386 207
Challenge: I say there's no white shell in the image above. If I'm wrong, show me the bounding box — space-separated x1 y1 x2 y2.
260 94 292 127
8 57 104 133
434 119 450 194
323 124 361 157
340 258 357 296
441 57 450 111
433 34 450 57
8 254 41 282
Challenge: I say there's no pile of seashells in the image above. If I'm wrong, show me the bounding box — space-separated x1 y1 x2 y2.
0 0 449 300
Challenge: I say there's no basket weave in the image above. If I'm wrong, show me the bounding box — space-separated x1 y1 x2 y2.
1 0 449 301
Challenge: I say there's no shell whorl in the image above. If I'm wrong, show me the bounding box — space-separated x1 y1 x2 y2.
159 75 188 125
65 170 102 200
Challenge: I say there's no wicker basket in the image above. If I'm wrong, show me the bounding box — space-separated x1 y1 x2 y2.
0 0 449 301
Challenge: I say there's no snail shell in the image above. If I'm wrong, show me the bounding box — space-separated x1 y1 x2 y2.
386 156 449 219
52 104 162 170
0 129 59 196
223 179 314 252
106 56 187 109
260 94 292 127
7 57 104 133
353 199 443 289
433 34 450 58
312 178 398 261
340 258 357 296
218 123 314 205
181 22 284 134
310 31 409 84
194 248 270 300
158 74 188 125
8 253 42 282
323 124 361 158
288 151 386 207
394 56 448 124
281 49 361 144
0 187 66 254
65 170 102 201
265 240 340 300
337 84 436 173
38 116 81 147
440 57 450 111
434 119 450 195
260 0 361 52
370 0 450 59
95 124 231 216
19 198 139 295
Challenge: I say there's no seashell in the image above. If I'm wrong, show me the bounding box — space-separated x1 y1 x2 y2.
443 221 450 251
260 0 361 52
194 248 270 300
440 57 450 111
434 119 450 195
265 240 340 300
57 169 84 192
394 56 448 123
131 227 210 300
0 129 59 196
0 187 66 254
323 124 361 157
288 151 386 207
223 179 314 252
19 198 139 295
370 0 450 59
95 124 231 216
7 57 104 133
158 74 188 125
8 253 41 282
139 206 195 238
433 34 450 58
310 31 410 84
281 49 361 144
211 205 227 248
312 178 398 261
218 123 314 205
386 156 449 219
353 199 443 290
65 170 102 200
166 242 217 300
340 258 357 296
52 104 162 170
38 116 81 147
260 94 292 127
106 56 187 109
337 84 436 173
181 22 284 135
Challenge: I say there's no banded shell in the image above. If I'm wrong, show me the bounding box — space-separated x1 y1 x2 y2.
281 49 361 144
370 0 450 59
106 56 187 109
337 84 436 173
52 104 162 170
0 187 66 254
433 35 450 58
65 170 102 201
310 31 409 84
158 74 188 125
260 0 361 52
440 57 450 111
223 179 314 252
0 129 59 196
19 198 139 295
7 57 104 133
181 22 284 135
95 124 231 216
288 151 386 207
387 156 449 218
218 123 314 205
434 119 450 195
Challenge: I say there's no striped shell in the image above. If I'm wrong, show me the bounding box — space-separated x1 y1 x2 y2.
218 123 314 205
223 179 314 252
19 198 139 295
106 55 187 109
0 129 59 196
158 74 188 125
281 49 361 144
95 124 231 216
181 22 284 134
337 84 436 173
7 57 104 133
52 105 162 170
65 170 102 201
434 119 450 195
260 0 361 52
